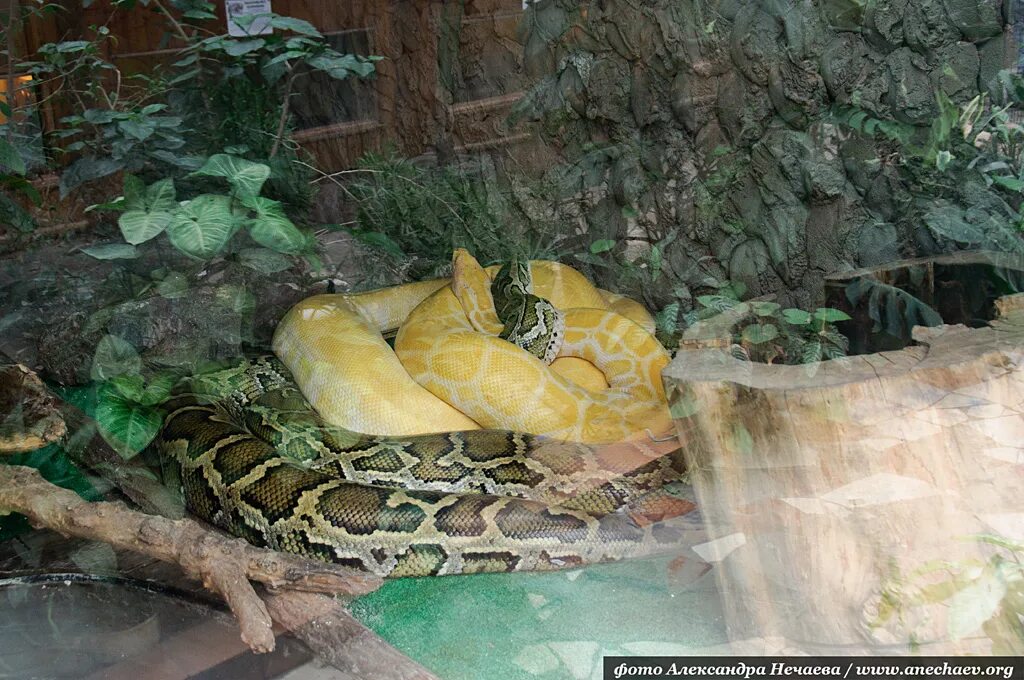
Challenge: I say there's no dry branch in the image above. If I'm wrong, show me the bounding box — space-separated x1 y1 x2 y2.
263 590 440 680
0 464 382 653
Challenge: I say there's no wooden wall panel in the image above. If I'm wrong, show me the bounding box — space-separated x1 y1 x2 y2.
18 0 531 171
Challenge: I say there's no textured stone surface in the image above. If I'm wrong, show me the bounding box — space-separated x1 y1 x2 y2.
515 0 1011 308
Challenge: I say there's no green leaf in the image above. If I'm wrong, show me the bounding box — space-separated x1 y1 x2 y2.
248 215 309 255
648 244 662 281
192 154 270 199
306 52 376 79
95 385 163 459
223 38 266 57
108 374 145 401
118 209 172 245
55 40 91 53
654 302 680 335
0 192 35 232
589 239 616 254
750 301 781 317
91 334 142 381
150 150 205 170
238 247 293 274
122 173 146 211
269 15 322 37
155 271 189 298
59 156 124 198
813 308 852 323
741 323 779 345
166 193 239 259
145 178 177 211
802 341 824 364
81 243 139 260
696 294 739 312
82 108 119 124
117 118 156 141
782 308 812 325
241 194 287 218
991 175 1024 193
0 138 26 175
935 149 953 171
138 373 177 406
1 174 40 203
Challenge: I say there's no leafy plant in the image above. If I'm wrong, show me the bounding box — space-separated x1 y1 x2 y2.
92 154 314 261
833 82 1024 255
680 289 851 364
8 2 378 208
90 334 176 458
344 151 566 278
844 278 944 342
573 230 679 309
829 105 914 145
0 136 39 232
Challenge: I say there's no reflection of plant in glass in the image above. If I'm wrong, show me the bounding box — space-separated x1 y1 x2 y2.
831 77 1024 255
872 535 1024 655
90 334 177 459
708 299 850 365
844 278 943 341
652 280 851 364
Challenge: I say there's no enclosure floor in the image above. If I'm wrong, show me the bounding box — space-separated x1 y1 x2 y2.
349 553 728 680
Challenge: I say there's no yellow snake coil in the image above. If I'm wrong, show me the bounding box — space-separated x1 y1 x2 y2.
272 249 672 443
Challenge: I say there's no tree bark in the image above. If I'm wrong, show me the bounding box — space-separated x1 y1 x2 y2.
664 282 1024 653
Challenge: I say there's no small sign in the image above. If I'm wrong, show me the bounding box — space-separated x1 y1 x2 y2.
225 0 273 37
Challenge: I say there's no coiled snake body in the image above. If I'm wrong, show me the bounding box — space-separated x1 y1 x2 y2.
158 253 686 577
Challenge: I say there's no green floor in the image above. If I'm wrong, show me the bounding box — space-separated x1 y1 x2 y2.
350 554 727 680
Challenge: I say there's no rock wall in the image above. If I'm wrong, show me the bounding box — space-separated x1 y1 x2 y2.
512 0 1014 308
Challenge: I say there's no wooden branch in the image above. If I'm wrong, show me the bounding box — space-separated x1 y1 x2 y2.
0 465 382 653
263 591 440 680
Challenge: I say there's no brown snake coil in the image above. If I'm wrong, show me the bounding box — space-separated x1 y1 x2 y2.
157 358 689 577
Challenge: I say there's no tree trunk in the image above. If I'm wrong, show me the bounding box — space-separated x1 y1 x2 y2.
663 258 1024 654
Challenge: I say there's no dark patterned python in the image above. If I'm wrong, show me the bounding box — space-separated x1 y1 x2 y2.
157 358 689 577
491 258 565 364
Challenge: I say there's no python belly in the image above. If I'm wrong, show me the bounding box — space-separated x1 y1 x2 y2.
157 250 685 577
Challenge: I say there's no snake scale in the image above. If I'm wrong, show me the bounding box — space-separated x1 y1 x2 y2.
158 256 688 577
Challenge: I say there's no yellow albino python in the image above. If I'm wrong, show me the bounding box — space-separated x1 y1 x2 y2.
272 249 673 442
158 251 686 577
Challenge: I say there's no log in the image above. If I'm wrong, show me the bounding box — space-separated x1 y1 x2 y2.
0 465 382 654
664 257 1024 654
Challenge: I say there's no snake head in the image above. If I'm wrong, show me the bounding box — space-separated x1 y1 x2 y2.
451 249 504 335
